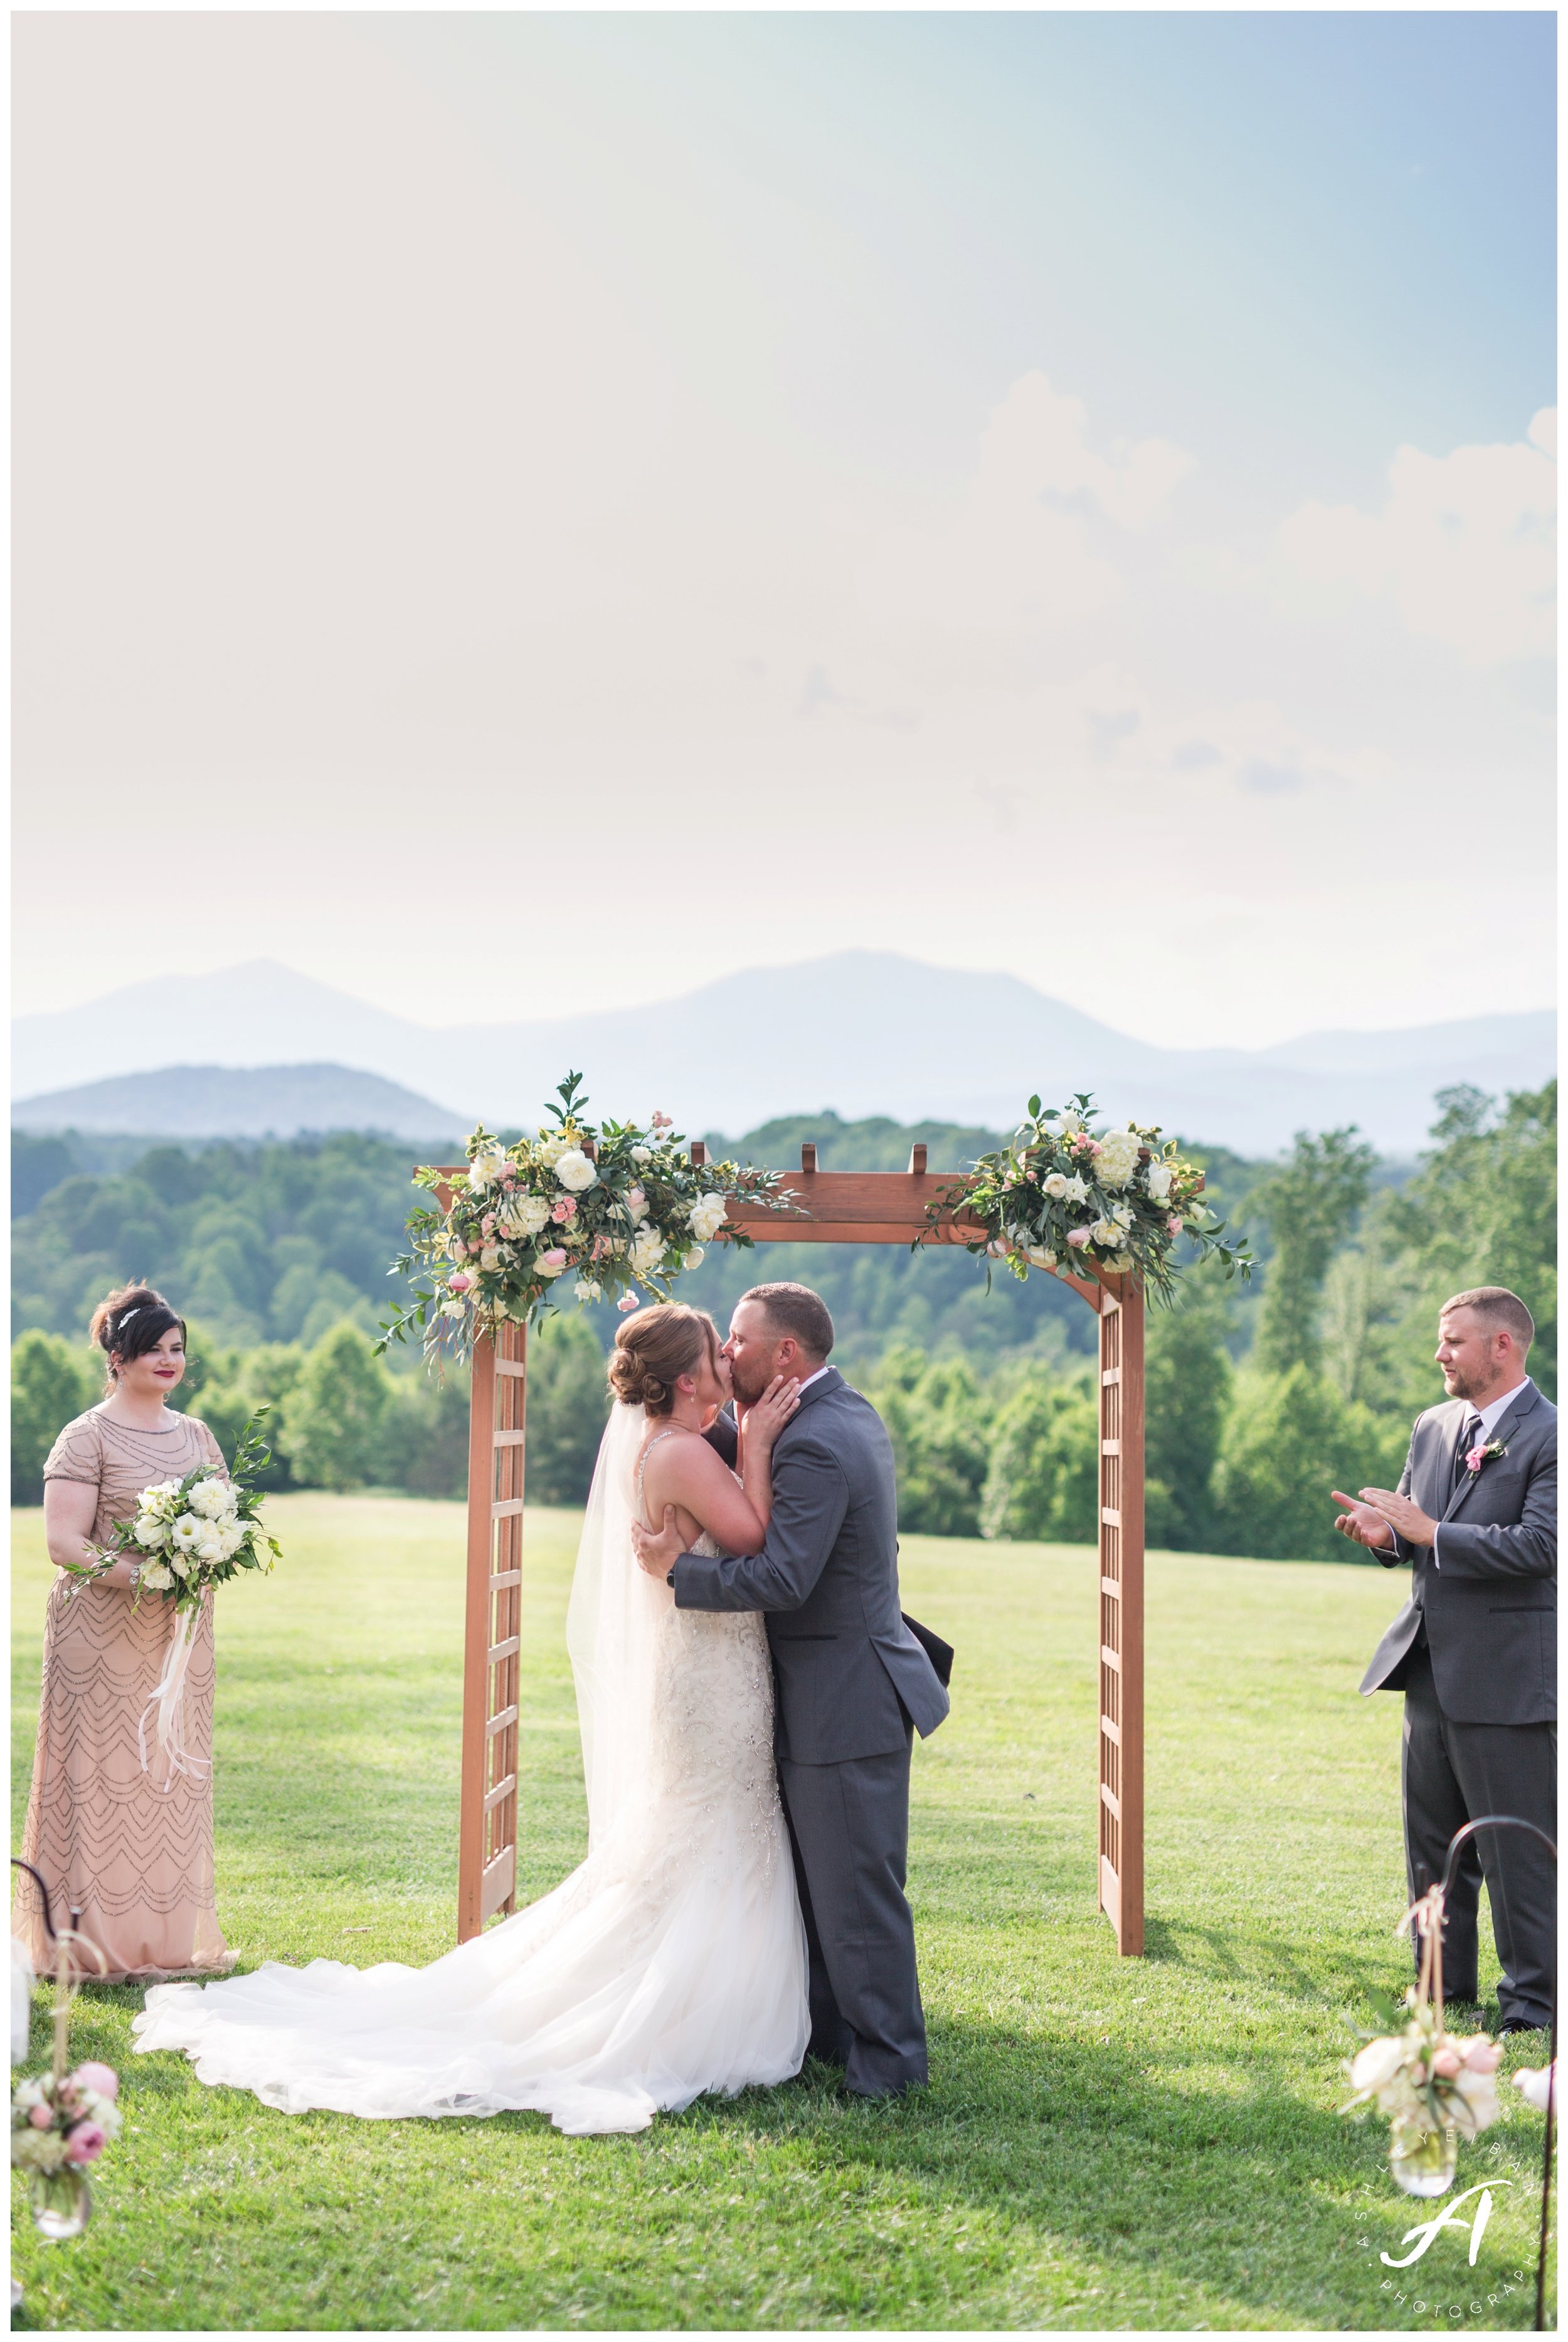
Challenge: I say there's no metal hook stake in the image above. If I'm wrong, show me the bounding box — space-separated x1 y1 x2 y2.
1434 1817 1556 2332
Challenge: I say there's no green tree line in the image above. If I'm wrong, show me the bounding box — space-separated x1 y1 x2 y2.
11 1083 1555 1563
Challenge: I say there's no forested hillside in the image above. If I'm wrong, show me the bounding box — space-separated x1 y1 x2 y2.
11 1083 1555 1564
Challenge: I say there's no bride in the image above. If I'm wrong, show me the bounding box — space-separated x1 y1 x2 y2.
132 1304 808 2136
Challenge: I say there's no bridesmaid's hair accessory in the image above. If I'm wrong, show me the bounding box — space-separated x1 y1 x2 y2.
88 1283 188 1391
609 1302 721 1417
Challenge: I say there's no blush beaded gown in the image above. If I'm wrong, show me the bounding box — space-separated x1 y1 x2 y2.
134 1408 808 2135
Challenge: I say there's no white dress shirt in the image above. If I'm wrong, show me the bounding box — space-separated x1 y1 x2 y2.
1432 1377 1532 1568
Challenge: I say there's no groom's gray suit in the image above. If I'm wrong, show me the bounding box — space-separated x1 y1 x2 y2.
678 1367 948 2095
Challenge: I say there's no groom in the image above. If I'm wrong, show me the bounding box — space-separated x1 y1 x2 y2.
631 1281 950 2097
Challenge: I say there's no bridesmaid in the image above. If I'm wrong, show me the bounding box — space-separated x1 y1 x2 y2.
13 1285 235 1983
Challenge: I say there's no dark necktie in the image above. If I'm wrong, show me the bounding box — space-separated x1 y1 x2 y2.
1453 1416 1482 1489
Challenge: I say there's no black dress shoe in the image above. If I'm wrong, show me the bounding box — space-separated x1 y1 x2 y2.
1498 2016 1551 2036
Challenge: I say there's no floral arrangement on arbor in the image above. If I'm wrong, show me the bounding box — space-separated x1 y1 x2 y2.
928 1093 1251 1301
379 1075 797 1361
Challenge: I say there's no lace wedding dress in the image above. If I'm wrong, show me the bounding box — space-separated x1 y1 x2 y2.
132 1407 808 2134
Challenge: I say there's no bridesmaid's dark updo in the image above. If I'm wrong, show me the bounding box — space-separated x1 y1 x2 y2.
89 1284 187 1392
608 1304 720 1417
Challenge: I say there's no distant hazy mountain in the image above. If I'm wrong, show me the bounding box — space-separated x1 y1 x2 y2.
11 1062 462 1143
11 954 1555 1158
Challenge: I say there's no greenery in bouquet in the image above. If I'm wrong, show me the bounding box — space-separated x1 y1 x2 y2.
379 1073 798 1360
62 1410 281 1611
11 2062 122 2181
928 1093 1251 1302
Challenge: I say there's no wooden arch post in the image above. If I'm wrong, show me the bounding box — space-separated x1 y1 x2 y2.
442 1145 1147 1954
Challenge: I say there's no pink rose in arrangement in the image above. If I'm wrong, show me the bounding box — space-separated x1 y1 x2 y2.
64 2123 106 2164
1431 2047 1461 2078
590 1235 613 1262
618 1293 640 1312
28 2103 51 2129
448 1270 474 1293
651 1111 673 1130
1465 1445 1490 1473
539 1248 568 1275
73 2063 119 2100
1066 1228 1091 1249
551 1198 576 1223
1167 1216 1183 1237
480 1215 495 1237
1460 2038 1504 2073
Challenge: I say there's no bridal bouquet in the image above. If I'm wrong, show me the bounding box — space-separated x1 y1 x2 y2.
929 1093 1251 1301
61 1410 280 1787
12 2063 121 2237
380 1073 798 1361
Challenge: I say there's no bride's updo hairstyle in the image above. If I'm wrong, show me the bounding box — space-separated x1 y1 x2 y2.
608 1304 721 1417
89 1282 186 1393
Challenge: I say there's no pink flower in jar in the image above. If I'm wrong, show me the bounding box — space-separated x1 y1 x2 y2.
64 2122 106 2164
73 2063 119 2100
28 2103 52 2129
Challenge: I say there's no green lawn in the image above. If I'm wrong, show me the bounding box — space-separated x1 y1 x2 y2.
11 1496 1554 2331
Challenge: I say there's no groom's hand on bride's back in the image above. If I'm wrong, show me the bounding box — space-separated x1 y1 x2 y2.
632 1506 684 1578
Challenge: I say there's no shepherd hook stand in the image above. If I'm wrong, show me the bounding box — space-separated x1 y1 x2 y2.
1436 1817 1557 2331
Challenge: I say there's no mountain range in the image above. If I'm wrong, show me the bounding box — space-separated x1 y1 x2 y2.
12 954 1556 1158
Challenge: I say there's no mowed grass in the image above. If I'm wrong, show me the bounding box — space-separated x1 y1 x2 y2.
11 1495 1554 2331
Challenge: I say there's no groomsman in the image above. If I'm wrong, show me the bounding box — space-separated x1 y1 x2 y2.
1333 1287 1556 2033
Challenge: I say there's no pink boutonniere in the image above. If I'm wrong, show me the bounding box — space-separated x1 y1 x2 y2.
1465 1438 1508 1476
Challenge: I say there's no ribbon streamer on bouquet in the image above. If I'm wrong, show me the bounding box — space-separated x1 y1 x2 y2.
1397 1881 1447 2028
137 1604 211 1792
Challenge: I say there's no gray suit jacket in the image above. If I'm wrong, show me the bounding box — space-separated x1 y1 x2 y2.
675 1368 950 1764
1359 1379 1557 1725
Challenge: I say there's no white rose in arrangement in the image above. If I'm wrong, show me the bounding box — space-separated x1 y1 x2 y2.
169 1555 191 1578
1062 1173 1091 1205
171 1516 201 1554
630 1145 652 1165
144 1479 184 1520
536 1248 569 1279
575 1279 603 1303
1024 1244 1058 1270
630 1227 667 1275
480 1245 502 1272
140 1563 174 1592
685 1245 704 1269
536 1131 573 1168
502 1195 552 1240
467 1152 507 1192
188 1477 228 1520
1184 1197 1209 1225
1144 1162 1172 1202
132 1512 166 1549
1111 1202 1135 1230
688 1193 729 1243
555 1148 598 1194
195 1530 224 1567
1095 1130 1143 1188
1042 1171 1070 1199
220 1523 245 1559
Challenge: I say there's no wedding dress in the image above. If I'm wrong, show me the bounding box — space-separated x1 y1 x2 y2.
132 1405 808 2134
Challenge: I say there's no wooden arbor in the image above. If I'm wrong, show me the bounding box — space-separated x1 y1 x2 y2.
442 1146 1146 1956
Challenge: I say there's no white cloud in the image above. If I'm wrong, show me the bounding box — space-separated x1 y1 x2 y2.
1277 412 1556 664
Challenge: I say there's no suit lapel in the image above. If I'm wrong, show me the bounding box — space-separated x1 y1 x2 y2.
791 1367 842 1419
1441 1381 1537 1523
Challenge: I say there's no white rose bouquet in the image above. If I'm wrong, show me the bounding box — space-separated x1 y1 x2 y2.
60 1411 280 1786
379 1072 800 1363
927 1091 1251 1302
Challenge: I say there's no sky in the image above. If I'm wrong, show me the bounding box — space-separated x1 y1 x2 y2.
12 11 1556 1047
